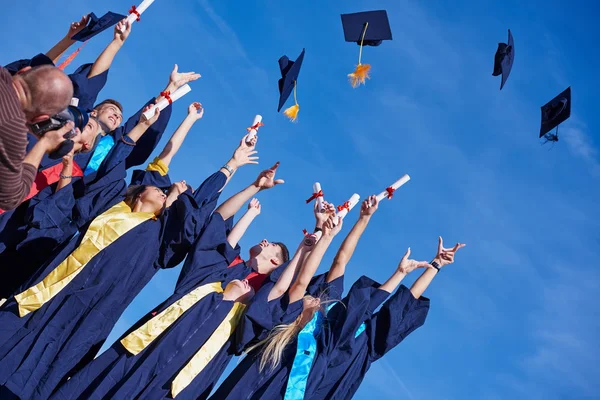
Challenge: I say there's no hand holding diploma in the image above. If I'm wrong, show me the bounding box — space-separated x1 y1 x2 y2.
375 174 411 203
124 0 156 28
336 193 360 221
143 84 191 119
306 182 325 212
246 115 263 144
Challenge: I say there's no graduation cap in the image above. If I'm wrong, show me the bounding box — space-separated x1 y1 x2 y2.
492 29 515 90
277 48 305 122
71 12 126 42
341 10 392 87
539 87 571 143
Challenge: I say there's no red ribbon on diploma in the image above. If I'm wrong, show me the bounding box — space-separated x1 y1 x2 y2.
385 186 395 199
129 5 141 21
337 201 350 213
246 122 264 132
302 229 309 236
160 91 173 105
305 190 323 204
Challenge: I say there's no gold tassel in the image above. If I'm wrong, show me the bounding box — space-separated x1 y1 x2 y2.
348 64 371 88
283 80 300 122
57 41 88 71
349 22 370 88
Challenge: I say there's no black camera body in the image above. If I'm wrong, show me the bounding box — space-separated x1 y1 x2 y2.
29 105 89 159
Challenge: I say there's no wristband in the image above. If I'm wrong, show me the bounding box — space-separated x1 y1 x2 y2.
221 164 235 176
430 260 441 271
60 174 73 179
314 227 322 233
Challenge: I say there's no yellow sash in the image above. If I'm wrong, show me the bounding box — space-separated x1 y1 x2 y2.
14 202 155 317
171 302 246 398
145 157 169 176
120 282 224 355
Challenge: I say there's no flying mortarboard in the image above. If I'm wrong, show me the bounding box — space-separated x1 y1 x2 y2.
341 10 392 87
492 29 515 90
277 48 305 122
539 86 571 142
71 12 126 42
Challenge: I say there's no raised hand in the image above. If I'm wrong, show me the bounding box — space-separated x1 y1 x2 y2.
247 198 261 216
168 64 201 91
433 236 466 268
140 104 160 126
169 180 188 197
322 215 343 238
315 200 335 226
254 162 285 191
114 19 132 43
230 134 259 169
397 248 431 274
187 102 204 121
62 149 75 167
67 15 89 39
359 195 379 217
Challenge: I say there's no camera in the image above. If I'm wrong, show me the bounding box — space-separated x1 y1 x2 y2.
29 105 89 159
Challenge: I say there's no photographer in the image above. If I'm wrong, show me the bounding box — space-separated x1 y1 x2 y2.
0 64 73 210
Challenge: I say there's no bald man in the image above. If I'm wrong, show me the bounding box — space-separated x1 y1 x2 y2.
0 65 73 210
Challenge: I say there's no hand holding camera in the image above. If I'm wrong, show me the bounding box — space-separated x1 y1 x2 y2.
29 105 89 159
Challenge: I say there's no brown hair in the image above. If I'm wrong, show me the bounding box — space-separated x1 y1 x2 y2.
124 185 148 208
273 242 290 264
94 99 123 113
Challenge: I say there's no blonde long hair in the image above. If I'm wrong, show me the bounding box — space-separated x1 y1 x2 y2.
247 293 342 372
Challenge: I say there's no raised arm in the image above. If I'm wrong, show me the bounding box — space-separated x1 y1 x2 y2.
227 198 261 247
46 15 89 63
289 216 343 303
158 102 203 167
215 161 283 220
125 105 161 142
268 238 316 301
326 196 378 283
56 150 75 191
87 19 132 79
155 64 201 104
410 237 465 298
379 248 431 293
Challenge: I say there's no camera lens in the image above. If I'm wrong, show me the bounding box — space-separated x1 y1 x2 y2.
66 105 89 132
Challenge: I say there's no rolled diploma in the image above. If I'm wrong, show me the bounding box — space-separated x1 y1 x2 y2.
125 0 156 25
336 193 360 221
246 115 262 143
313 182 325 212
142 84 191 120
375 174 411 203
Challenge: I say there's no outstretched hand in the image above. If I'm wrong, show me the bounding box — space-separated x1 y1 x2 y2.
230 134 259 169
247 198 261 216
397 248 431 274
187 102 204 121
168 64 201 90
315 200 335 226
322 215 343 238
433 236 466 268
254 162 285 190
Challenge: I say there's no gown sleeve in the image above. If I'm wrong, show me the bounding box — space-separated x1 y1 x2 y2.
366 285 430 362
3 53 54 74
129 157 172 189
111 98 174 169
68 63 109 112
157 171 228 270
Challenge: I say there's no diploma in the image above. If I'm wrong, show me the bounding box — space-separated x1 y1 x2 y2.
306 182 325 212
246 115 263 144
336 193 360 221
125 0 156 26
375 174 410 203
142 84 191 120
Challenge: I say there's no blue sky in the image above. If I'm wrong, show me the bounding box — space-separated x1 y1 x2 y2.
3 0 600 398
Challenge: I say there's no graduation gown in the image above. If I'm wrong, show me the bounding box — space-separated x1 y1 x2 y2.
208 276 346 400
308 277 430 400
0 171 226 400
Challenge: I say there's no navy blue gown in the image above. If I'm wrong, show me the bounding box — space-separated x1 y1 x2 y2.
308 277 430 400
0 169 226 400
209 275 346 400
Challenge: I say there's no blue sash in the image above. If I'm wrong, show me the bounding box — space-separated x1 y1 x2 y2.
84 135 115 175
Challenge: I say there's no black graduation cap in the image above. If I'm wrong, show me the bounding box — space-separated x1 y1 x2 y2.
71 12 126 42
341 10 393 46
540 86 571 138
492 29 515 90
277 48 305 121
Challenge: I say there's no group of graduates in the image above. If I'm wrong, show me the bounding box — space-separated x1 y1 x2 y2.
0 11 465 400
